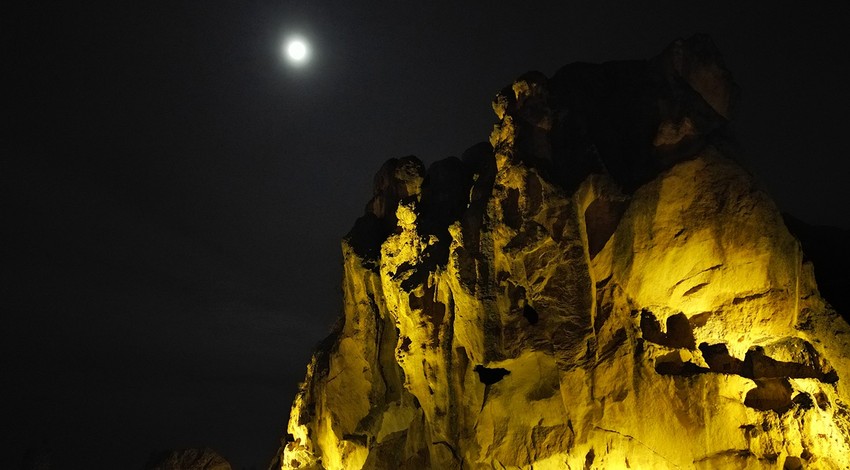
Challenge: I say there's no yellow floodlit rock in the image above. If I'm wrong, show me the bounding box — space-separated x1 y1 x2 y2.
277 35 850 470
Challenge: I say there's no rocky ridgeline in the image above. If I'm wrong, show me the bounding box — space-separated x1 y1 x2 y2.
275 35 850 469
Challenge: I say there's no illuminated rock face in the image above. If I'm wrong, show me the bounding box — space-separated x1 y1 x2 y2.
278 36 850 470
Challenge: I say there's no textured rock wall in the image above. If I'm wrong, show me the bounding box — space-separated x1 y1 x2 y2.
276 36 850 470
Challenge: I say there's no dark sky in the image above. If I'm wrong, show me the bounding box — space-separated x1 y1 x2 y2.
5 1 850 468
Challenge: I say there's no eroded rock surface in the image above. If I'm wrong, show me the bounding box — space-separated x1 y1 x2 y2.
277 35 850 470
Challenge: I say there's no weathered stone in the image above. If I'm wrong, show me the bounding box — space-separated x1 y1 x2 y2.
276 36 850 470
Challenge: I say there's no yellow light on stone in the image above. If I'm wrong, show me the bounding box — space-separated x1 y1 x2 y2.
277 38 850 470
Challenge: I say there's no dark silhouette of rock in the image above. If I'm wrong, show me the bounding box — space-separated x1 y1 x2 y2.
20 442 52 470
145 448 232 470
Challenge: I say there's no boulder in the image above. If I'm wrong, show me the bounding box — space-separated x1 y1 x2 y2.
145 448 232 470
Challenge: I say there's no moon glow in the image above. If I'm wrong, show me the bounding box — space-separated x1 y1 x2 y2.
286 39 309 63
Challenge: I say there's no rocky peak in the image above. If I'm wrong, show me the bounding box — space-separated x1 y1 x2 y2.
277 36 850 470
491 34 738 192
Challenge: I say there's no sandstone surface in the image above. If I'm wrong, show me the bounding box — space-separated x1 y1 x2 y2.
277 35 850 469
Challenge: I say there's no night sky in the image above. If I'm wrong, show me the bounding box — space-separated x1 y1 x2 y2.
6 2 850 468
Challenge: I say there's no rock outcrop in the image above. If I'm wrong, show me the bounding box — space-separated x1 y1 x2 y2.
145 448 232 470
277 35 850 469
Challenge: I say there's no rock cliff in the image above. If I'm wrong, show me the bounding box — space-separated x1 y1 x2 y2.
276 35 850 469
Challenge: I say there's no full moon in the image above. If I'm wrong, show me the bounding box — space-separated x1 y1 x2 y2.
286 39 309 63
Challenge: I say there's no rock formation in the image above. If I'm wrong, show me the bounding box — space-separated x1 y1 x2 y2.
276 35 850 469
145 448 232 470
